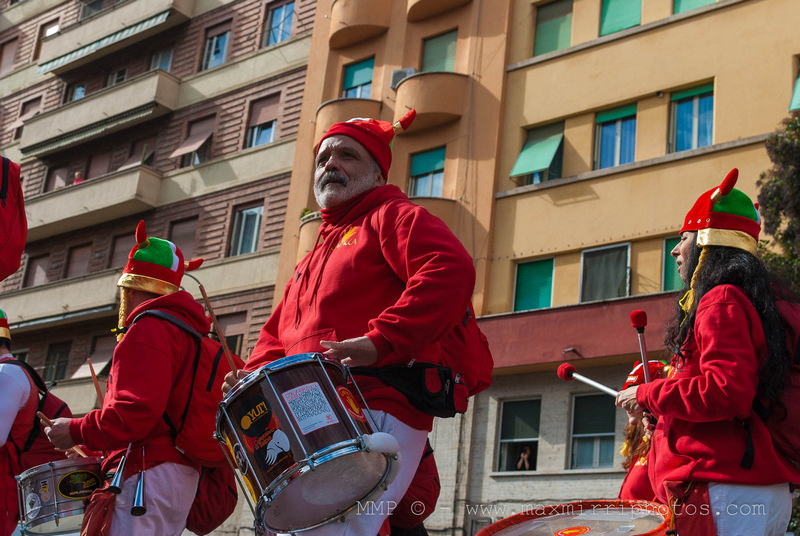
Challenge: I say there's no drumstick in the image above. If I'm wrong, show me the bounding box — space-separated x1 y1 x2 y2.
196 282 238 374
557 363 619 397
37 412 88 458
87 358 104 405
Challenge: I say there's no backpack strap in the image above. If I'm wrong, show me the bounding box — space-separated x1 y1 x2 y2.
1 156 10 207
3 359 69 455
128 310 204 443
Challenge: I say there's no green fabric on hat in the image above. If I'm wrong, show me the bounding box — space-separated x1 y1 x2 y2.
132 237 179 272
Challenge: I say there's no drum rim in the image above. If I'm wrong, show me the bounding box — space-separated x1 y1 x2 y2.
474 499 672 536
15 456 103 480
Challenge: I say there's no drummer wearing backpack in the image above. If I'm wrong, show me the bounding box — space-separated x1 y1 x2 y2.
225 110 476 536
44 222 211 536
616 169 800 535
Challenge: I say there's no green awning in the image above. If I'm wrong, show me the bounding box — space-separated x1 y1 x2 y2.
790 76 800 111
674 0 714 14
410 146 446 177
38 11 170 74
599 0 641 36
596 103 636 124
510 134 563 177
671 83 714 101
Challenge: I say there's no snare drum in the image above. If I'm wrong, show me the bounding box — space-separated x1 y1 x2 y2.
16 457 103 535
475 500 671 536
216 353 400 533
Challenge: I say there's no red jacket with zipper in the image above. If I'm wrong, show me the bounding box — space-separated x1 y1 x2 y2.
69 290 209 477
249 185 476 431
636 284 800 503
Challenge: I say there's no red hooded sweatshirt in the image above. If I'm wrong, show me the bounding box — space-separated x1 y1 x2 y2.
69 290 210 477
249 185 476 431
636 285 800 503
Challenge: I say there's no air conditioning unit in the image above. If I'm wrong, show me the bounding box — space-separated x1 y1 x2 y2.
390 68 417 90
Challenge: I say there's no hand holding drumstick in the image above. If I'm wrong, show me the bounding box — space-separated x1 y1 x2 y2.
39 412 87 457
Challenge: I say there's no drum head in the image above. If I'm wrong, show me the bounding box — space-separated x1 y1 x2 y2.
261 447 392 532
476 500 670 536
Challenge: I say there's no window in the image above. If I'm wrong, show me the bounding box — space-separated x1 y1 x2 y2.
107 69 126 87
342 57 374 98
44 341 71 383
12 96 42 140
70 334 116 379
24 255 50 287
422 30 457 72
230 205 263 256
169 217 198 261
497 399 540 471
670 84 713 153
673 0 714 14
0 38 18 75
66 83 86 102
510 122 564 186
45 166 70 191
150 47 173 72
571 394 615 469
580 244 629 302
86 151 111 179
534 0 572 57
82 0 104 20
594 104 636 169
110 233 136 268
264 1 295 46
514 258 553 311
216 312 247 356
65 244 92 279
246 95 279 148
599 0 641 36
663 236 682 291
169 116 215 167
33 19 59 61
118 138 156 170
202 22 231 71
409 147 445 198
791 72 800 112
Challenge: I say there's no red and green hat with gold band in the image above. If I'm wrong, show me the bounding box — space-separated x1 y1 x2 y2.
117 220 203 295
0 309 9 341
680 168 760 254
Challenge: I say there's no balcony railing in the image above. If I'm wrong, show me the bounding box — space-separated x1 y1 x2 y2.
407 0 472 22
38 0 194 75
25 166 162 242
394 72 469 132
329 0 391 49
20 70 179 157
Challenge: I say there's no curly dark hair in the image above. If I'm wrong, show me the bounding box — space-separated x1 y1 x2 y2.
665 235 791 410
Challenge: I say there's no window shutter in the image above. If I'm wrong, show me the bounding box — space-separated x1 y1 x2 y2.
599 0 641 36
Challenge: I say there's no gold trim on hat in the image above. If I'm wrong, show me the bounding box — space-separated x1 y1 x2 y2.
0 327 10 340
117 273 178 295
696 228 757 255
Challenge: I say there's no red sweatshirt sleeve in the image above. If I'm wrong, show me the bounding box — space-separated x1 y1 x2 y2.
69 319 181 451
248 285 290 370
365 203 476 360
637 285 762 422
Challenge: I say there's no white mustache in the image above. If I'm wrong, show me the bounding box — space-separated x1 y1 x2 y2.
319 171 348 188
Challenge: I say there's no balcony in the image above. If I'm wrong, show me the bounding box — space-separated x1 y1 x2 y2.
407 0 472 22
20 70 179 157
394 72 469 132
297 211 322 264
38 0 193 75
0 0 66 33
411 197 459 231
329 0 391 49
25 166 161 242
314 98 384 144
479 292 679 372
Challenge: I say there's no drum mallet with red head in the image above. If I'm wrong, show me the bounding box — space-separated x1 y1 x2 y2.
557 363 619 397
630 310 651 383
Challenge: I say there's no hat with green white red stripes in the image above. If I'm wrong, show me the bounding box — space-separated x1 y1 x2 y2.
0 309 10 341
117 220 203 295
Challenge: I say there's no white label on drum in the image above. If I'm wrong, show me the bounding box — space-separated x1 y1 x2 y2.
282 382 339 434
25 492 42 519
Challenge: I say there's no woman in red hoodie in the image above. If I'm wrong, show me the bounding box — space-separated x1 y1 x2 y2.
617 169 800 535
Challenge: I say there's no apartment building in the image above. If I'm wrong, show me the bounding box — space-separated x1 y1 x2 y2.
471 0 800 531
0 0 313 531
